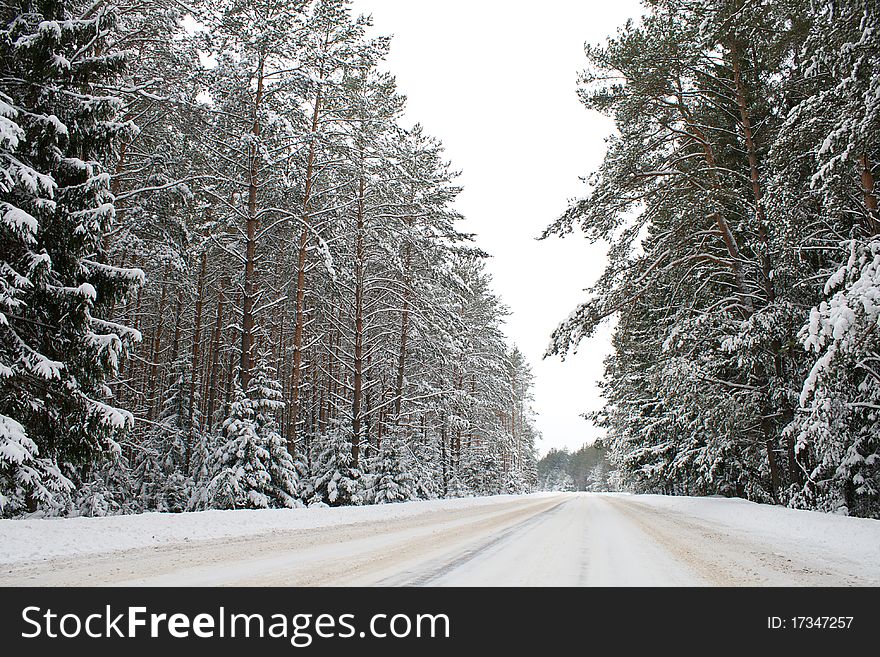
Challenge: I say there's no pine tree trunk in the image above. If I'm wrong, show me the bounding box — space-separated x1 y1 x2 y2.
290 57 328 449
351 175 366 468
110 140 127 197
327 308 342 427
170 292 183 365
186 249 207 468
394 241 413 423
105 140 128 255
731 41 774 303
318 345 327 431
145 277 169 420
440 413 448 496
189 249 207 423
309 356 319 436
455 368 463 469
205 275 227 430
240 58 265 389
323 330 333 432
674 79 753 313
376 383 387 450
764 430 782 500
731 41 788 494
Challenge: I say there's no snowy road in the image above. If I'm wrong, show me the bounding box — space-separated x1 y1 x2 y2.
2 493 878 586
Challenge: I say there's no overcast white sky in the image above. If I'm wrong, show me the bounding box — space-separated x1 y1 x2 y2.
351 0 643 455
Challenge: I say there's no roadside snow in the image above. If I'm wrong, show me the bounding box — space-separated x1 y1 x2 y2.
615 494 880 575
0 494 559 565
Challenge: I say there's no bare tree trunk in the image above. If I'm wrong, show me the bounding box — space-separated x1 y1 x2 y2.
731 42 787 494
170 292 183 365
145 277 169 421
321 330 333 434
186 249 208 468
440 413 448 496
290 48 329 450
205 276 227 430
240 58 265 389
110 141 127 197
318 344 327 432
376 386 385 451
131 259 144 336
309 356 319 436
104 141 128 254
327 309 342 426
351 175 366 468
394 241 413 423
190 249 207 422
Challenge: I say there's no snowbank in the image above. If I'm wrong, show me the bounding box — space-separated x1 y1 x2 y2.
0 493 561 565
616 494 880 574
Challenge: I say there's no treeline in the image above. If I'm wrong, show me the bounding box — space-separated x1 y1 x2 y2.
546 0 879 517
0 0 538 517
536 444 611 492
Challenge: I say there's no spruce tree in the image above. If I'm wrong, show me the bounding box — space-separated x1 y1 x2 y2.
132 357 200 512
248 351 302 508
206 381 274 509
309 420 362 506
373 433 414 504
0 0 142 516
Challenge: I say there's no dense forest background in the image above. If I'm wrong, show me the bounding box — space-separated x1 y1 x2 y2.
0 0 539 517
536 443 611 492
546 0 880 518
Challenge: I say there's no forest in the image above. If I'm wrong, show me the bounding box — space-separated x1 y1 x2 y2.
0 0 539 517
536 443 611 492
546 0 880 517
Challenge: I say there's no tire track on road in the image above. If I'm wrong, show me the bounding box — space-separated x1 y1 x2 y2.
374 499 571 586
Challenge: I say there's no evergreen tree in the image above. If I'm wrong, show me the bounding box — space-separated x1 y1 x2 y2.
0 0 143 515
132 357 200 511
206 381 274 509
248 351 302 508
76 452 134 517
372 432 414 504
547 0 879 517
309 421 362 506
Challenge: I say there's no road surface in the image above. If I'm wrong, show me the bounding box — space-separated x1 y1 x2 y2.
2 493 876 586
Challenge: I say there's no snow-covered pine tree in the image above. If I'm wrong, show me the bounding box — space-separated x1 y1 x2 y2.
544 0 809 503
545 0 879 517
407 426 440 500
195 0 318 392
206 379 274 509
372 431 414 504
248 350 302 508
75 451 134 517
131 356 201 511
0 0 143 516
286 0 388 446
205 354 305 510
775 0 880 517
309 420 362 506
0 0 545 516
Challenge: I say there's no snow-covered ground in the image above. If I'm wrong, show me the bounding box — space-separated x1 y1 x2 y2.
612 494 880 582
1 493 877 586
0 493 555 565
